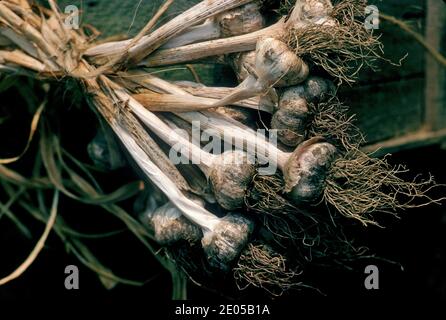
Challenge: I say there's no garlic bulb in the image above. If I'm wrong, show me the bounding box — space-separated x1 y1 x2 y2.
208 150 257 210
202 213 254 271
141 202 202 245
201 37 308 110
283 137 337 202
219 2 265 37
163 116 257 210
87 127 127 171
271 76 336 147
254 37 309 88
271 95 309 147
161 2 265 49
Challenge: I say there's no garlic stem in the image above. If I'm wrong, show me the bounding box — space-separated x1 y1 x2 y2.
174 81 277 113
102 105 252 268
113 89 215 173
129 74 286 167
160 18 220 49
161 2 265 49
133 89 273 113
140 201 202 246
140 22 283 67
113 122 220 233
140 0 334 68
85 0 255 65
176 110 287 169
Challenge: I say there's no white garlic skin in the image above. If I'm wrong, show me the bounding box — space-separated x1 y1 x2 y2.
271 95 309 147
219 2 265 37
141 202 202 245
209 150 256 210
284 137 337 202
201 213 254 271
255 37 309 88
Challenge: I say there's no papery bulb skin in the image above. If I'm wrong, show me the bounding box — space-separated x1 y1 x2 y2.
201 213 254 271
303 76 336 103
209 150 256 210
219 2 265 37
229 51 256 83
284 137 337 202
302 0 333 22
255 37 309 88
271 97 309 147
288 0 334 26
141 202 202 245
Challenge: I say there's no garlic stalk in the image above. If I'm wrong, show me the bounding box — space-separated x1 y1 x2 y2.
84 0 255 66
139 0 335 67
132 90 272 113
161 2 265 49
140 201 202 246
113 121 253 271
174 80 277 113
113 88 256 210
163 79 276 110
175 110 337 203
193 37 309 110
125 74 269 125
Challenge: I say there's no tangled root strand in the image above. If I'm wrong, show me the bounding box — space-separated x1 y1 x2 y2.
233 243 303 296
245 173 320 245
245 172 367 266
287 0 384 84
307 95 364 151
324 147 444 226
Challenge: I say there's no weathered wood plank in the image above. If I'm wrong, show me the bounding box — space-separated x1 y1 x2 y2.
339 78 425 144
362 128 446 156
424 0 446 131
357 0 426 84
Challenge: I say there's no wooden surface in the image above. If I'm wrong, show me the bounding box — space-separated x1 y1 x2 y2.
339 78 425 144
359 0 426 83
341 0 428 146
424 0 446 131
